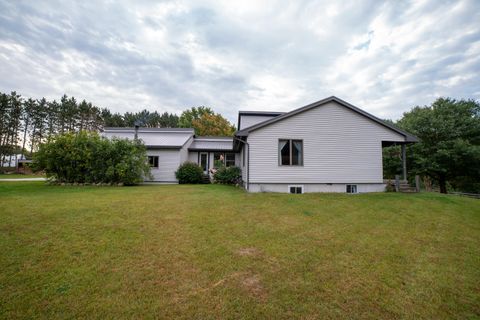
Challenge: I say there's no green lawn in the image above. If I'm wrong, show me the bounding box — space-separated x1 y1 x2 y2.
0 173 45 179
1 182 479 319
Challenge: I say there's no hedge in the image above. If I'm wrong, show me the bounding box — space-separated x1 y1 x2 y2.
34 131 151 185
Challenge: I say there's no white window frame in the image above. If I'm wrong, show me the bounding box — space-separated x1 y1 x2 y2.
346 184 358 194
279 139 304 166
288 185 304 194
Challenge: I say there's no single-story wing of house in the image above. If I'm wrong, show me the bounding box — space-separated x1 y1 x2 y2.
102 96 418 193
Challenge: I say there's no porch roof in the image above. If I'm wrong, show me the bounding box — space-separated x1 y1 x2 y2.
189 137 234 151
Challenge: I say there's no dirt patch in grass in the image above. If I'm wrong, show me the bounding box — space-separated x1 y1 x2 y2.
236 247 262 257
239 273 267 301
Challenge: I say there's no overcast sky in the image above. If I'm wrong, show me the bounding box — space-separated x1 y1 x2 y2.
1 0 479 123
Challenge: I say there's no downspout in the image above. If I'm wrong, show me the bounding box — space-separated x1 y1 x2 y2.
134 124 139 141
234 136 249 191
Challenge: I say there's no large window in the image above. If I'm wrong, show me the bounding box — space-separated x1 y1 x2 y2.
148 156 159 168
214 152 236 167
279 139 303 166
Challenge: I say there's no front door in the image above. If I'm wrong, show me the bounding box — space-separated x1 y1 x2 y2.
200 152 208 173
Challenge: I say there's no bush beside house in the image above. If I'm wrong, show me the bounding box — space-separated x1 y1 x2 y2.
34 131 151 185
213 166 242 185
175 162 204 184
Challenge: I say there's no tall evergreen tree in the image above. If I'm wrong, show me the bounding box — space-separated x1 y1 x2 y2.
21 98 36 155
31 98 48 153
0 93 10 167
6 92 23 164
46 100 60 137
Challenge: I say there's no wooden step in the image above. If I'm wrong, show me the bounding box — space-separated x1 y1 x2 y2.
201 175 211 184
399 186 417 193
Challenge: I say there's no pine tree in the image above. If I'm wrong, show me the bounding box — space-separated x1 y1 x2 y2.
6 92 23 164
31 98 47 153
0 93 10 167
21 98 36 155
46 100 59 137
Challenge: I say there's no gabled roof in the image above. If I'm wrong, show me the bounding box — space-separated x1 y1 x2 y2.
235 96 418 142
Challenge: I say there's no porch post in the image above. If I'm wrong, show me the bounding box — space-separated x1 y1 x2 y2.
401 144 407 181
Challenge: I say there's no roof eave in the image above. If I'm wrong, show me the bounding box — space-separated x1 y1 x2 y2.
145 145 183 150
188 148 235 152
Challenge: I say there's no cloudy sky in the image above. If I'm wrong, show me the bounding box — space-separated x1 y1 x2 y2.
1 0 479 123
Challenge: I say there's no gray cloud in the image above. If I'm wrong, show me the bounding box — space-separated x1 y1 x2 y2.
0 0 479 123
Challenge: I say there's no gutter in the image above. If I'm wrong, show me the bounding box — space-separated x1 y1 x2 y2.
233 136 249 191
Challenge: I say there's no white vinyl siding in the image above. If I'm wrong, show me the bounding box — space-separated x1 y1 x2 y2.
239 115 278 130
179 136 193 163
147 150 181 182
188 151 197 163
247 101 405 184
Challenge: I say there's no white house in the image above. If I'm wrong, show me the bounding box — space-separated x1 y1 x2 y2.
103 96 417 193
1 153 26 168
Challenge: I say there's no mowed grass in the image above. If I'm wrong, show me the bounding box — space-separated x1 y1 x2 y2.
0 173 45 179
0 182 479 319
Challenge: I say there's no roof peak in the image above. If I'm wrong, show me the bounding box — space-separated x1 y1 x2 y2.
235 96 418 142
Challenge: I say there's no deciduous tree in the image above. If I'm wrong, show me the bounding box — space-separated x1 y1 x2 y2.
397 98 480 193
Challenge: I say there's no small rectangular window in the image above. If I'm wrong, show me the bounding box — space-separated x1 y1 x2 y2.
346 184 358 194
225 153 235 167
279 140 303 166
289 185 303 194
148 156 159 168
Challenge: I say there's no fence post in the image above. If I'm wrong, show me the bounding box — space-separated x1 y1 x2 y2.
415 175 420 193
395 175 400 192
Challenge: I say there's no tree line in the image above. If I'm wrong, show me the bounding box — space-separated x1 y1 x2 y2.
383 97 480 193
0 91 235 167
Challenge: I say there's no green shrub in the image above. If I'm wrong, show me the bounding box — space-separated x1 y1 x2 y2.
175 162 203 184
213 166 242 185
34 131 151 185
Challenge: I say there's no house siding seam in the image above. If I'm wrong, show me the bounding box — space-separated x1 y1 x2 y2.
247 101 405 184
